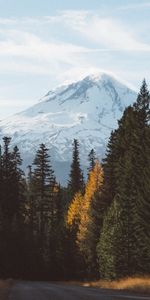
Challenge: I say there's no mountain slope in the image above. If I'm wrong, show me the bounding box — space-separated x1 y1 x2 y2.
0 73 137 183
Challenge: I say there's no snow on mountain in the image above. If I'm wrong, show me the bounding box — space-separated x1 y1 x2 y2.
0 73 137 184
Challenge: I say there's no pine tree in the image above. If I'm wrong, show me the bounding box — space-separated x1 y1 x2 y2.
88 149 96 174
67 140 86 279
68 139 84 199
101 129 119 209
11 145 25 217
31 143 55 274
67 139 84 278
48 183 67 279
132 80 150 274
1 138 24 221
0 138 25 277
97 107 141 279
1 137 13 218
97 198 122 280
133 79 150 124
97 81 150 279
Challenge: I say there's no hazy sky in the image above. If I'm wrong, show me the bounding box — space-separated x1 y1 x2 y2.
0 0 150 118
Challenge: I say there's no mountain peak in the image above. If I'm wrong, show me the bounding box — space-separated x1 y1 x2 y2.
83 72 135 91
84 72 113 82
40 72 134 106
0 74 137 184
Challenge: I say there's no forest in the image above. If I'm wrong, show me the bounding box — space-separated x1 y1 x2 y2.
0 80 150 281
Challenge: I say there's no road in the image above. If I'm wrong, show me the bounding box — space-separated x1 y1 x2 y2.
9 281 150 300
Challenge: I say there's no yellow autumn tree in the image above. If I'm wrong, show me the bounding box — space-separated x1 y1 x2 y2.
66 161 104 276
67 192 83 229
77 161 104 274
66 192 85 277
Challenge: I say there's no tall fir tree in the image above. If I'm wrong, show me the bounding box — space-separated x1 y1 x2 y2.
97 106 142 279
97 81 150 279
88 149 96 174
0 138 25 277
66 139 85 278
68 139 84 199
97 198 122 280
133 79 150 124
31 143 55 272
132 80 150 274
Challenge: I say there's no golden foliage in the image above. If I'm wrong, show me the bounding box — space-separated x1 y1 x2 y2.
67 192 83 227
77 161 103 246
84 161 104 204
67 160 104 259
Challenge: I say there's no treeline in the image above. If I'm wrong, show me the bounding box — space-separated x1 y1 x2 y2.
0 80 150 280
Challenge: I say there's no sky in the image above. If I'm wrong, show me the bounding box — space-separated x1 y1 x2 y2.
0 0 150 118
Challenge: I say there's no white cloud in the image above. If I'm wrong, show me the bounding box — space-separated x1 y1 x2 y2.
58 10 150 52
0 11 149 119
0 29 91 59
0 11 149 73
0 28 98 77
0 24 122 82
0 18 18 25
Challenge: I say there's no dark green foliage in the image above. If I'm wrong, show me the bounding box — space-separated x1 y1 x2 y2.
68 139 84 198
97 80 150 279
29 144 56 274
88 148 96 173
133 79 150 124
25 144 68 279
0 137 25 278
84 190 105 278
67 140 87 278
97 198 122 280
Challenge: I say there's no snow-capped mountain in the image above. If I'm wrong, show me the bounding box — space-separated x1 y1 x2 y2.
0 73 137 184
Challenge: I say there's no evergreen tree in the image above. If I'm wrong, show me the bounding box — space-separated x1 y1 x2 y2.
49 183 68 279
67 139 86 279
68 139 84 198
97 107 141 279
0 138 25 277
101 129 119 209
88 149 96 174
97 81 150 279
11 145 25 217
97 198 122 280
132 80 150 274
133 79 150 124
1 137 13 218
32 143 55 271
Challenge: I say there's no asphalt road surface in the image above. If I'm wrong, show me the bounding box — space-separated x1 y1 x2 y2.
9 281 150 300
